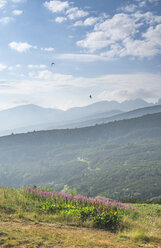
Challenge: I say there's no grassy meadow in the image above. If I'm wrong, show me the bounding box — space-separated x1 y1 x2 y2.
0 187 161 248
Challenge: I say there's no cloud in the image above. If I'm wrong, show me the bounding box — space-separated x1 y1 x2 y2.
66 7 88 20
1 73 161 111
12 9 23 15
136 0 159 7
9 41 36 52
8 66 13 71
119 88 158 99
121 38 161 58
74 17 99 27
29 70 53 80
77 31 112 52
0 0 25 9
44 0 69 13
114 24 161 58
27 70 161 92
16 64 22 68
76 7 161 59
29 70 75 82
44 0 89 23
77 13 142 52
0 0 7 9
101 44 123 58
11 0 26 3
121 4 137 13
96 73 161 102
41 47 54 52
0 17 13 24
0 64 7 71
28 64 47 69
98 88 159 103
28 70 93 88
133 11 161 25
56 53 110 62
143 23 161 46
94 13 141 41
55 16 67 23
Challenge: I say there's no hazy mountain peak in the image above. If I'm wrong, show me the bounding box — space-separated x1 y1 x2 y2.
0 98 155 136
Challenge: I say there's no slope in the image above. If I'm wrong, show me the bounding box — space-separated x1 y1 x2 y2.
0 112 161 199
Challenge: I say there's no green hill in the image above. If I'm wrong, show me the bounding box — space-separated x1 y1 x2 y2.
0 112 161 200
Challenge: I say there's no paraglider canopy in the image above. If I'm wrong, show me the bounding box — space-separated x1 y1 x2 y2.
51 62 55 66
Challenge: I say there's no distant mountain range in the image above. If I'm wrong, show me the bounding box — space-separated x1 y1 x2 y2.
67 104 161 129
0 98 160 136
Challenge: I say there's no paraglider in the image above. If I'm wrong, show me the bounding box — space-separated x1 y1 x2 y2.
89 95 92 99
51 62 55 66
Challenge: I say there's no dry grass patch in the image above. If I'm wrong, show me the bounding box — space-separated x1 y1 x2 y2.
0 221 149 248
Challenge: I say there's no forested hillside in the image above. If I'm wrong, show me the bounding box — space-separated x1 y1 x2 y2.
0 112 161 200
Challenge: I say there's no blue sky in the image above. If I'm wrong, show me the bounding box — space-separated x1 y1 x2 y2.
0 0 161 110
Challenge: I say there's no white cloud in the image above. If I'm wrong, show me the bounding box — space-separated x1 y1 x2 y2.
121 4 137 13
101 28 161 58
0 0 7 9
136 0 159 7
11 0 26 2
133 11 161 25
55 16 67 23
136 0 147 7
41 47 54 52
16 64 22 68
77 31 112 52
95 13 141 41
76 7 161 59
74 17 98 27
0 17 13 24
73 20 83 26
44 0 69 13
101 44 123 58
148 0 159 3
84 17 99 26
98 88 159 103
121 38 160 58
8 66 13 71
117 24 161 58
96 73 161 102
56 53 110 62
29 70 53 80
77 13 142 52
143 23 161 46
1 73 161 111
44 0 89 24
0 64 7 71
9 41 36 52
29 70 76 84
12 9 23 15
28 64 47 69
66 7 88 20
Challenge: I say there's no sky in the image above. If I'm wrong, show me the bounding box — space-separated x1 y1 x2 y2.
0 0 161 110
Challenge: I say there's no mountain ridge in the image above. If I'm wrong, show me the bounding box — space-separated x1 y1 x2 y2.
0 98 156 136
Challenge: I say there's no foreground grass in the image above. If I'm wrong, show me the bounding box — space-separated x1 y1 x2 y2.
0 187 161 248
